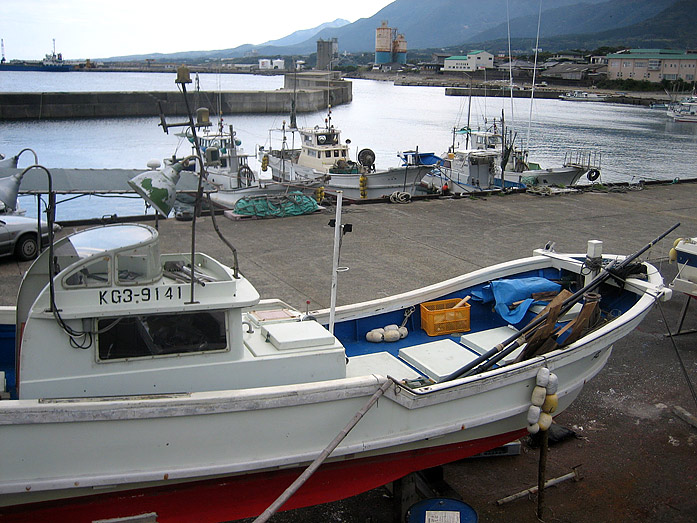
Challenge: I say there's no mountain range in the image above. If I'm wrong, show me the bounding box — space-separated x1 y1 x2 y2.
106 0 696 62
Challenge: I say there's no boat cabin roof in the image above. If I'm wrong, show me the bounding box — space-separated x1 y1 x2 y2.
57 224 156 260
53 224 162 287
300 126 346 150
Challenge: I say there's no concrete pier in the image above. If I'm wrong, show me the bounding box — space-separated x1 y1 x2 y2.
1 182 695 522
0 72 352 120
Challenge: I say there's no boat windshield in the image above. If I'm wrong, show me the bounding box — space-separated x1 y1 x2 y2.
55 224 157 260
56 225 162 287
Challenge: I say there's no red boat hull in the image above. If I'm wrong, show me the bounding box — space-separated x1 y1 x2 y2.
0 428 525 522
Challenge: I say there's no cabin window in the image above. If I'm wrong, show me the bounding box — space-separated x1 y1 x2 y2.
116 244 161 285
325 151 332 158
316 133 338 145
334 150 340 157
97 310 227 360
63 256 111 288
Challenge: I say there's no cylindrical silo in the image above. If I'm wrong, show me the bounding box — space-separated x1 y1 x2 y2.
393 34 407 64
375 21 394 65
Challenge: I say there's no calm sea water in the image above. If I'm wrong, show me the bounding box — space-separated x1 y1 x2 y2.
1 71 696 220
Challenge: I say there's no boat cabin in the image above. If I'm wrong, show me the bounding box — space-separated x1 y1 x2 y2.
297 126 350 172
440 149 500 188
14 224 345 399
187 128 256 190
469 130 503 151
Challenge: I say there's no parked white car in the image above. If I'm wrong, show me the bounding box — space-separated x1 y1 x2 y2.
0 215 59 261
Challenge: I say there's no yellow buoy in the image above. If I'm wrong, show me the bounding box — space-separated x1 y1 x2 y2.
542 394 559 413
538 412 553 431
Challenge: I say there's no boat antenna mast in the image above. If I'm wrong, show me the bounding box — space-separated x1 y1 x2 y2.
506 0 515 127
290 59 298 130
526 0 543 152
158 66 241 286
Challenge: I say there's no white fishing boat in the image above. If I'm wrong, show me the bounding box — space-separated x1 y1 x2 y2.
559 90 607 102
670 237 697 296
160 110 320 214
0 70 676 521
667 100 697 123
0 186 675 521
257 108 434 201
420 123 601 194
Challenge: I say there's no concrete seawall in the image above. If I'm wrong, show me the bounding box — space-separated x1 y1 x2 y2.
0 72 352 120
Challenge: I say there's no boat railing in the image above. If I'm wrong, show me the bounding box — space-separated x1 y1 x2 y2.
563 150 602 171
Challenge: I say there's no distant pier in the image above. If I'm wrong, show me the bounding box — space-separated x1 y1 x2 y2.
0 72 352 120
444 86 661 106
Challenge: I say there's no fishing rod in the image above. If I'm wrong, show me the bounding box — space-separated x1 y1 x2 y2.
443 222 680 382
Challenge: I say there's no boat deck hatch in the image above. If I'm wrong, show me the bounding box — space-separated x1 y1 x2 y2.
399 339 480 382
248 309 301 325
261 321 336 351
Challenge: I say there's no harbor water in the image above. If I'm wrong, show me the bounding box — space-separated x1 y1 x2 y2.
1 71 696 221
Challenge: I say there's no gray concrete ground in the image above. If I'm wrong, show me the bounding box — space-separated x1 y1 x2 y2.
1 182 696 522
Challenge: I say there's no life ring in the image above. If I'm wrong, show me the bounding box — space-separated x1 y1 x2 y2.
587 169 600 181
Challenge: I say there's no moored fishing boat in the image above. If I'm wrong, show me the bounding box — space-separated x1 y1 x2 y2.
559 90 607 102
420 121 601 195
159 108 320 214
0 199 675 521
257 107 435 201
667 100 697 123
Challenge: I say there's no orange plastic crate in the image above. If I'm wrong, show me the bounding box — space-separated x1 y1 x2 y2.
420 298 471 336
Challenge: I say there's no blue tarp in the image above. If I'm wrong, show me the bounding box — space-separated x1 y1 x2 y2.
400 152 442 166
471 277 561 324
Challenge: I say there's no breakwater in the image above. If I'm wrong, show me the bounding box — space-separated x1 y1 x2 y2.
444 86 660 105
0 72 352 120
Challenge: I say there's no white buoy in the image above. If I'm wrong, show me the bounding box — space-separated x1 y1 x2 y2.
528 423 540 434
531 386 547 407
383 330 401 342
365 330 383 343
536 367 550 387
546 373 559 395
527 405 541 425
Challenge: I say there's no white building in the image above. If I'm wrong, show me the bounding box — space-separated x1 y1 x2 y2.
443 51 494 72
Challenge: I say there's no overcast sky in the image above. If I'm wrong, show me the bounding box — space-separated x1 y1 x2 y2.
2 0 394 60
